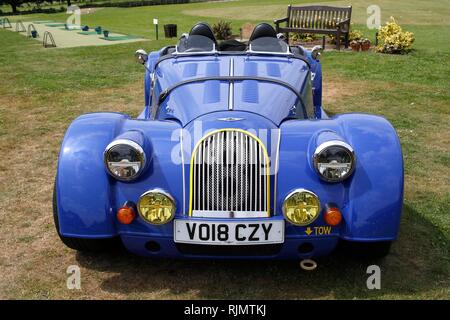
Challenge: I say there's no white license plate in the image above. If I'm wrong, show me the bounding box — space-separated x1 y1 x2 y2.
174 220 284 245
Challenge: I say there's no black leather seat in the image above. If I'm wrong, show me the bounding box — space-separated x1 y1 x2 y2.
249 23 278 41
218 39 247 52
189 23 217 45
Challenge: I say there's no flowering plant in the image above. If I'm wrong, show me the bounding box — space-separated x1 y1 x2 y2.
376 17 414 54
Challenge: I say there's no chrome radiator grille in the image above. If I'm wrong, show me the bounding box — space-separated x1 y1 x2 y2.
190 130 269 218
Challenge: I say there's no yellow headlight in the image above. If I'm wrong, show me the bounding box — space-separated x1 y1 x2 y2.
138 190 175 225
282 189 320 226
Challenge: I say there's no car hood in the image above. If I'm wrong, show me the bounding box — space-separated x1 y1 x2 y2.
182 110 280 168
155 55 309 127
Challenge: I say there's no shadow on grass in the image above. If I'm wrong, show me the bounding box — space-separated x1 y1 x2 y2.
75 204 449 299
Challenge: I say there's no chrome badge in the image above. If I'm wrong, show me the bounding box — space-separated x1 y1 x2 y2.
217 117 244 122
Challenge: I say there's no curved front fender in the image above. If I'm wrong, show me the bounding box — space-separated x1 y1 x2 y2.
277 113 403 241
340 114 404 240
56 112 130 238
56 112 183 239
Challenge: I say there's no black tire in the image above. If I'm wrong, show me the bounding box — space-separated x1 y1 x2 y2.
337 239 392 259
53 181 120 252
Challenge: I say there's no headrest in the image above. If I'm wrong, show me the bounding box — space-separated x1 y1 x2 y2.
249 23 278 41
189 23 217 44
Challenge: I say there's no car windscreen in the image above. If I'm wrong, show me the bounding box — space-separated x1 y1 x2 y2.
249 37 289 53
176 35 215 53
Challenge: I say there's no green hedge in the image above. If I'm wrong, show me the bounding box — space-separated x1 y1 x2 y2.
1 7 66 16
79 0 193 9
0 0 216 16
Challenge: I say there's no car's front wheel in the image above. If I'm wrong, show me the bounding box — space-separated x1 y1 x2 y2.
337 240 392 259
53 181 120 252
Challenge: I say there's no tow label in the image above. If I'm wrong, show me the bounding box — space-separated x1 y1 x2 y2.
305 226 332 236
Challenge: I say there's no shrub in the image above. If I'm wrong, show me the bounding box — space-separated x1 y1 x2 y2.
213 20 232 40
328 28 364 44
290 33 317 43
349 29 364 42
376 17 414 54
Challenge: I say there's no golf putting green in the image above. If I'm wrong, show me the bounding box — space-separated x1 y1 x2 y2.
33 20 54 24
8 21 148 48
78 31 100 35
59 27 83 31
45 23 67 27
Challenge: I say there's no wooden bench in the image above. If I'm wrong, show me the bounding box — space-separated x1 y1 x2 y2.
274 5 352 50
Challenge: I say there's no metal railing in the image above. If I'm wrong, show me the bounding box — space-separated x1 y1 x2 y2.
15 20 26 32
43 31 56 48
1 17 12 29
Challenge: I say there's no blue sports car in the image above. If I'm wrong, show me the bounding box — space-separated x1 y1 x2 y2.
54 23 403 262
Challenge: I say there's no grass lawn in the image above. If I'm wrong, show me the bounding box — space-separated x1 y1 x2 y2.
0 0 449 299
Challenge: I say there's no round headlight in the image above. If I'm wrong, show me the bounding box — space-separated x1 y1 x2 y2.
138 190 175 225
104 139 145 181
313 141 355 182
282 189 320 226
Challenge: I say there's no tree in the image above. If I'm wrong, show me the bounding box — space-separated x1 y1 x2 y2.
0 0 30 13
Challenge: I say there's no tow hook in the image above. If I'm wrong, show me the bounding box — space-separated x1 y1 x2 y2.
300 259 317 271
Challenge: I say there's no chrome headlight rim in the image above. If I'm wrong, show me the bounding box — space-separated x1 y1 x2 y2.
282 188 321 226
137 189 176 225
104 139 146 182
313 140 356 183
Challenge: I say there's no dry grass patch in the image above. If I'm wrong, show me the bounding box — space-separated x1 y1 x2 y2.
0 82 143 299
322 76 368 110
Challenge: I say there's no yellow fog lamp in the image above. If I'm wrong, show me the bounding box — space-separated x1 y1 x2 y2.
137 189 175 225
282 189 321 226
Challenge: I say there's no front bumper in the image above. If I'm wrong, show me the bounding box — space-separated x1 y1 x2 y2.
116 216 341 259
120 233 339 260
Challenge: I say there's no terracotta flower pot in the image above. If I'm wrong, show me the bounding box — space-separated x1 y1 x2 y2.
350 42 361 52
361 40 371 51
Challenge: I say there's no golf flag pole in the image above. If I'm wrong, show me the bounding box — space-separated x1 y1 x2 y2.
153 18 159 40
